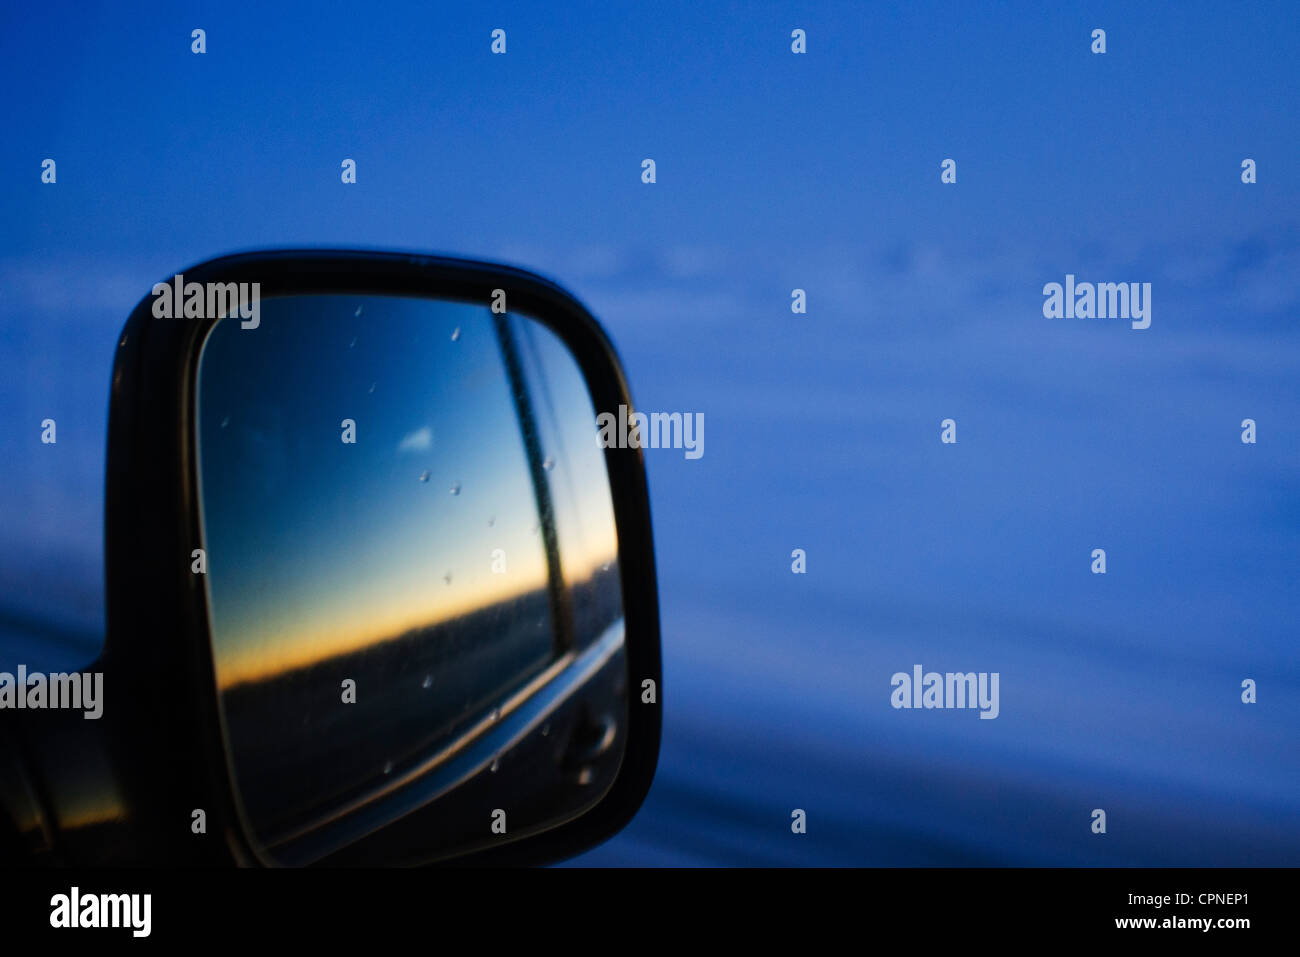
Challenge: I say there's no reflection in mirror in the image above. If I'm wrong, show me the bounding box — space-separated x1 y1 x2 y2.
195 294 624 864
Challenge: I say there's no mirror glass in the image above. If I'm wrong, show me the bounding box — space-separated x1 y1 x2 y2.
194 294 625 864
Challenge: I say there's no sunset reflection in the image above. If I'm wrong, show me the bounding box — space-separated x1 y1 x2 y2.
194 294 621 845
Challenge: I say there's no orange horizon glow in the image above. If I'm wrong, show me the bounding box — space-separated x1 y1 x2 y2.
211 543 617 691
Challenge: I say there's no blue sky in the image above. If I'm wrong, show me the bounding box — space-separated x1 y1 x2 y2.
2 1 1298 864
196 297 555 687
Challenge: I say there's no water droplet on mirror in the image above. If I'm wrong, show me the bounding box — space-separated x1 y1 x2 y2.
450 327 461 342
422 674 433 689
419 470 430 483
542 457 555 471
449 482 461 495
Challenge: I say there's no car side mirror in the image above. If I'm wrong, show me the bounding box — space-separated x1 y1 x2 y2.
95 250 660 865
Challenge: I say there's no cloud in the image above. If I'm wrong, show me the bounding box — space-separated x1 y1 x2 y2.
397 426 432 453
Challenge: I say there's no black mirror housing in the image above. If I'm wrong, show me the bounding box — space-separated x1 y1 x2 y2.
91 249 661 866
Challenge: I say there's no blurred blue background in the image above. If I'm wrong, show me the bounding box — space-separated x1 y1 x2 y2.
2 1 1297 864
